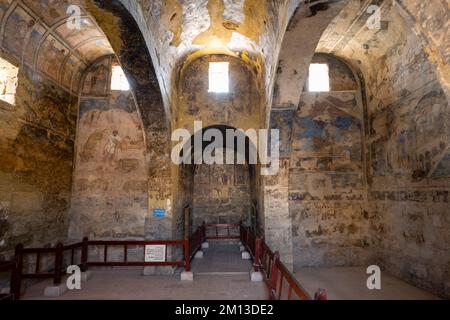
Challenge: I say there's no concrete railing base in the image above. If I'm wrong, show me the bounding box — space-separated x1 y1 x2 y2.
250 271 264 282
181 271 194 281
242 251 251 260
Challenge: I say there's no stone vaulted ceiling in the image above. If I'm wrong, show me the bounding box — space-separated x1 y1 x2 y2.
0 0 114 93
117 0 301 123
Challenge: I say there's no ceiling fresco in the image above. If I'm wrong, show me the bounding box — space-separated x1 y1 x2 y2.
0 0 114 93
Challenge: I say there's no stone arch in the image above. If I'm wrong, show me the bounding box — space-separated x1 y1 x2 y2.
86 0 169 147
177 124 259 237
68 1 174 241
271 0 350 115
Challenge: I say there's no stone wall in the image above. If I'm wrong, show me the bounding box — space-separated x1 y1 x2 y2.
87 0 174 242
0 62 77 259
289 54 370 268
192 162 251 229
69 55 148 240
174 53 264 236
360 9 450 297
177 54 263 132
312 0 450 297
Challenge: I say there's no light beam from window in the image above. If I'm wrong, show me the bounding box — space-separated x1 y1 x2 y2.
0 57 18 105
111 65 130 91
209 62 229 93
308 63 330 92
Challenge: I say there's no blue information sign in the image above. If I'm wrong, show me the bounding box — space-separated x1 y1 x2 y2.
153 208 166 218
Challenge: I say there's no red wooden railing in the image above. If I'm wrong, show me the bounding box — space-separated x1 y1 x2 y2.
240 225 261 271
205 223 240 240
5 221 325 300
240 225 325 300
9 237 193 299
85 239 187 268
189 223 206 263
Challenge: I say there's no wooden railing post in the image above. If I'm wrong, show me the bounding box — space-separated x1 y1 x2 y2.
314 288 328 300
11 244 23 300
270 251 280 300
246 227 250 246
254 237 261 272
54 243 63 285
239 221 243 243
81 237 88 272
184 206 190 240
202 222 206 242
184 239 190 272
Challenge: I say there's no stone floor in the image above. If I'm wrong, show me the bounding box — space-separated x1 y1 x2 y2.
21 271 267 300
294 267 440 300
21 242 267 300
15 243 440 300
191 241 252 274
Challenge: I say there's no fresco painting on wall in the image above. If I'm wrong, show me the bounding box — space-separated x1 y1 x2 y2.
70 56 148 239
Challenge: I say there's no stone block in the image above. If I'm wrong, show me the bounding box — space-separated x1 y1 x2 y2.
239 245 246 252
44 283 68 297
195 250 204 259
242 251 251 260
181 271 194 281
201 242 209 249
250 271 264 282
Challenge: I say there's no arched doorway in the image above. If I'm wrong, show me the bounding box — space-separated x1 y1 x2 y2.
178 125 259 273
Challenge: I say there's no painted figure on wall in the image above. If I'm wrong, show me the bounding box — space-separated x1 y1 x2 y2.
104 130 122 164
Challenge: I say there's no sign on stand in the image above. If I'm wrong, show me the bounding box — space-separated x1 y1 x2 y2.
145 245 166 262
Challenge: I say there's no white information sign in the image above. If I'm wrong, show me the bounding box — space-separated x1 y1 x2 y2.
145 245 166 262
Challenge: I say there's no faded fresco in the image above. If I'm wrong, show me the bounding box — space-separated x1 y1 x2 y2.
0 0 449 299
288 54 369 267
174 53 264 241
192 161 252 229
0 65 77 259
177 54 262 132
362 14 450 297
315 1 450 297
69 56 148 239
0 0 114 94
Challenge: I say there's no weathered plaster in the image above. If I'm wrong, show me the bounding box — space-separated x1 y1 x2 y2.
0 64 77 259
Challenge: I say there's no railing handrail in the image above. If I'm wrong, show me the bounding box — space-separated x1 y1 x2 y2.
204 223 240 227
240 224 321 301
189 223 206 261
274 257 311 300
87 240 185 246
8 222 324 301
10 236 194 300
